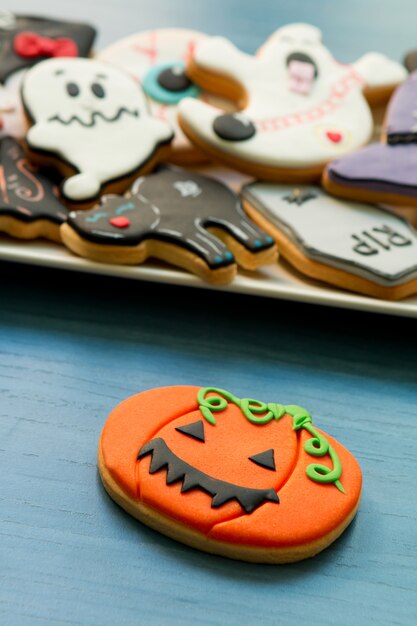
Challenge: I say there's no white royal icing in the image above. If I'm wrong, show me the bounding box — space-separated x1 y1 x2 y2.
242 183 417 286
22 58 173 201
179 23 406 170
97 28 233 159
352 52 407 89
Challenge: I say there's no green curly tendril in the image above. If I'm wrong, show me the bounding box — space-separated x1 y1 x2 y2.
197 387 345 493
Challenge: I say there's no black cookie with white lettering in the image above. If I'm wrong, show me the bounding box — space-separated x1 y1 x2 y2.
60 167 277 284
0 135 68 242
0 11 96 83
241 182 417 300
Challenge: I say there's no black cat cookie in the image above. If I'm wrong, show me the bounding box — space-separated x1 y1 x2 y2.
60 167 277 284
0 136 68 242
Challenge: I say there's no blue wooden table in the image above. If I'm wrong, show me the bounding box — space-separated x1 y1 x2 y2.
2 2 417 624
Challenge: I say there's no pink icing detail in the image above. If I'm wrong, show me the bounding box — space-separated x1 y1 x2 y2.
288 60 315 95
254 69 364 133
130 30 158 65
326 131 343 143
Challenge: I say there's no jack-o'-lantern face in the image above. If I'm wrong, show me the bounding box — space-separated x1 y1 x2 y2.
99 386 362 557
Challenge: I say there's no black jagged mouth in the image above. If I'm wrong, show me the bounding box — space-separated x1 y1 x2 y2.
47 107 139 128
138 437 280 514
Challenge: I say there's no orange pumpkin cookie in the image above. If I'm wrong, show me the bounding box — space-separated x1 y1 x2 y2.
98 385 362 563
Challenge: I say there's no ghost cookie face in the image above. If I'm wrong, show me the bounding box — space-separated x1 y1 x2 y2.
60 167 277 285
97 28 233 165
242 182 417 300
178 23 406 182
323 71 417 208
98 385 362 563
22 58 174 207
0 136 68 242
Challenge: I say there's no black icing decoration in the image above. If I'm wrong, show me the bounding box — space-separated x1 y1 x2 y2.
157 66 193 92
0 136 68 226
176 420 205 442
249 449 276 471
66 82 79 97
67 167 275 269
283 189 317 205
213 113 256 142
138 438 280 514
0 14 96 83
91 82 105 98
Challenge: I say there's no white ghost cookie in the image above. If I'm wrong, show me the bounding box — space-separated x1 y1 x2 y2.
97 28 233 165
22 57 174 205
178 23 407 182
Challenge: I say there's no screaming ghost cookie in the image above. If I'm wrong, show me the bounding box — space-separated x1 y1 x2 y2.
178 23 406 182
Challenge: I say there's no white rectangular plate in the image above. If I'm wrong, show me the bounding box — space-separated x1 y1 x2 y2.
2 236 417 318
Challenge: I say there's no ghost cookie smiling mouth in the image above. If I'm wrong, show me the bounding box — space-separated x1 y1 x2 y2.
22 57 174 206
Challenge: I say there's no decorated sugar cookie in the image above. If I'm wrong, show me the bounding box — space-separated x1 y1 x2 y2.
0 136 68 242
98 385 362 563
97 28 233 164
242 182 417 300
178 23 406 182
323 71 417 208
0 11 96 139
22 58 174 206
60 167 277 285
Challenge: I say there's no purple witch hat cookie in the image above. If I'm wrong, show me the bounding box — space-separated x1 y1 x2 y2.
60 166 277 284
323 71 417 207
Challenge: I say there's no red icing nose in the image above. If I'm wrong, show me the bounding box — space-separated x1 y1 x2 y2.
326 131 343 143
109 216 130 228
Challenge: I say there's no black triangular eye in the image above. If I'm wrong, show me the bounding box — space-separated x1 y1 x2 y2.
176 420 205 442
249 449 276 471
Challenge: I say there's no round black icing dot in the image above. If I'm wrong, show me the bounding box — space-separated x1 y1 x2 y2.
157 66 193 92
213 113 256 142
91 82 105 98
66 82 80 97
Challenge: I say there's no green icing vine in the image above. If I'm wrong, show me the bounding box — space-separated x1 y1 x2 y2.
197 387 345 493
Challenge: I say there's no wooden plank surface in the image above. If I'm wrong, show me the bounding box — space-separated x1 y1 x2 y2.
2 1 417 625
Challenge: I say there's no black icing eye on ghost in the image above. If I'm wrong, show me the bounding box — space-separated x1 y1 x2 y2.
143 61 200 104
286 51 319 95
66 81 80 97
91 82 105 98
